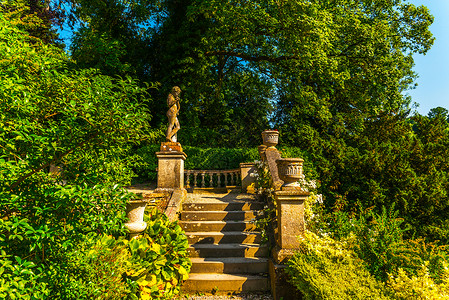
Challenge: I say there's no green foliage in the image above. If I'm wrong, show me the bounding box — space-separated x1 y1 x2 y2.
388 263 449 299
71 28 132 75
350 206 410 282
326 204 449 284
51 234 133 300
286 232 389 300
184 147 258 170
126 206 191 299
133 144 160 181
288 227 449 299
0 3 161 298
68 0 155 79
0 253 50 299
1 0 64 46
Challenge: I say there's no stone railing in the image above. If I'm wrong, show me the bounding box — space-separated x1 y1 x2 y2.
184 169 241 188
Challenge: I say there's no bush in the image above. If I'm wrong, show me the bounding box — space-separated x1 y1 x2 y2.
0 254 50 299
388 263 449 299
126 206 191 299
132 145 260 181
133 144 161 181
51 234 133 300
286 232 389 300
0 184 133 299
0 3 156 298
342 206 409 282
132 144 317 184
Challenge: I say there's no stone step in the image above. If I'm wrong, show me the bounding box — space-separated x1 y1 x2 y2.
186 231 262 244
190 257 269 274
182 273 269 294
188 243 268 258
181 210 259 221
180 220 256 232
183 201 264 212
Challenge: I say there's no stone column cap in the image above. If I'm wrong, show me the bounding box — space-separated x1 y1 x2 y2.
276 157 304 163
156 151 187 160
275 189 310 198
240 162 256 167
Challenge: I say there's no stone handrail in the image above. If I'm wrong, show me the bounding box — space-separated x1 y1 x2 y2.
184 169 241 188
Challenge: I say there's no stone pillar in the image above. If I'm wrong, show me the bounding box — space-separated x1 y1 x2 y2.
240 162 257 193
269 189 309 300
272 190 309 262
156 142 187 192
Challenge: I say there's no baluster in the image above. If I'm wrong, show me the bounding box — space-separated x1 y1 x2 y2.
209 172 213 187
216 172 221 187
224 172 228 187
232 172 236 186
193 173 198 187
185 171 189 188
201 173 205 188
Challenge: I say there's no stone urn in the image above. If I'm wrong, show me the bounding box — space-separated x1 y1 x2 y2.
124 199 149 239
276 158 304 189
261 130 279 148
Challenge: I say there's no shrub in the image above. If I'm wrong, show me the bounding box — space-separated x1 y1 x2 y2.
286 231 389 300
126 206 191 299
349 206 409 282
0 253 50 299
51 234 133 300
388 263 449 299
0 4 155 298
132 145 318 184
132 145 260 181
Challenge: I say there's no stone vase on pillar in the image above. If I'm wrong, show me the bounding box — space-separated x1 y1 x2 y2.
273 157 309 262
276 158 304 190
125 199 149 239
261 130 279 148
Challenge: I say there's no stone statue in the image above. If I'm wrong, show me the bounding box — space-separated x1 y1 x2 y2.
165 86 181 142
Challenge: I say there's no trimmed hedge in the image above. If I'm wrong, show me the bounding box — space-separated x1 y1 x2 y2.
132 145 317 182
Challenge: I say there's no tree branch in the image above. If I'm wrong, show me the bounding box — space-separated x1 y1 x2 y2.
204 50 299 63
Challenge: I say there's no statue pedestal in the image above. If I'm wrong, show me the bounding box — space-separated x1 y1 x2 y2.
156 143 187 192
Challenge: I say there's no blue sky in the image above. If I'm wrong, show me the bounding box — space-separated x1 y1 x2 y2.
407 0 449 115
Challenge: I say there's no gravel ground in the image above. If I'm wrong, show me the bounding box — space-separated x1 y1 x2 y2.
178 293 273 300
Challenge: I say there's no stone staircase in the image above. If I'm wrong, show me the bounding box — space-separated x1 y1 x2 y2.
180 192 270 295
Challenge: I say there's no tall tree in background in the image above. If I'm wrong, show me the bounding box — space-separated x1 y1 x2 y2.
60 1 434 147
68 0 157 77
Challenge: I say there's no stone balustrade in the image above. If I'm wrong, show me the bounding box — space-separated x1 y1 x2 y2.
184 169 241 188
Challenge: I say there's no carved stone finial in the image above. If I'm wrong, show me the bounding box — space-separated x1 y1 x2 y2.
165 86 181 142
